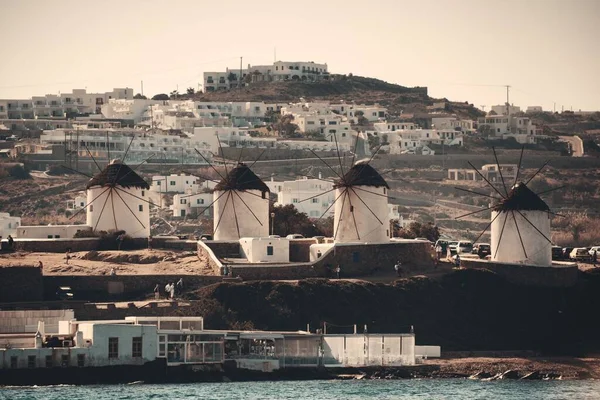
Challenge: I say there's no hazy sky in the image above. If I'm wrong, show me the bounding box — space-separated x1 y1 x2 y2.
1 0 598 111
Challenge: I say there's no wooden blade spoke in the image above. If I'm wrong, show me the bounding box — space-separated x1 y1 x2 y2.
468 161 507 200
455 187 502 200
492 146 509 197
213 191 231 236
68 186 111 220
299 187 336 203
113 188 147 230
514 145 525 186
472 211 502 245
333 189 348 241
232 191 265 226
515 209 553 244
93 188 112 232
349 187 383 225
512 210 528 259
524 160 549 186
493 212 510 259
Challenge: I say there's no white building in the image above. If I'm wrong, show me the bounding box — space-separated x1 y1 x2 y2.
67 194 87 210
448 164 518 182
239 237 290 263
151 174 200 194
16 224 91 239
270 176 336 218
0 212 20 238
477 114 539 144
526 106 543 113
86 160 150 238
491 104 521 116
204 61 328 92
171 192 213 218
387 129 463 154
431 117 475 133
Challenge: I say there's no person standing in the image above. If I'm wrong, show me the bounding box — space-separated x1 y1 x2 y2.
7 235 14 251
110 268 116 276
176 278 183 291
170 283 175 300
435 244 442 261
335 265 341 279
65 249 71 265
117 234 125 251
454 253 461 267
394 261 402 277
593 250 597 266
154 284 160 300
148 235 153 251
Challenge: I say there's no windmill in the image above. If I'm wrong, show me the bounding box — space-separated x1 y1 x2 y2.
175 141 274 240
454 147 564 267
62 135 160 238
296 132 393 243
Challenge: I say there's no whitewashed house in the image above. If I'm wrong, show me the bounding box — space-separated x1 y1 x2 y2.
0 212 21 238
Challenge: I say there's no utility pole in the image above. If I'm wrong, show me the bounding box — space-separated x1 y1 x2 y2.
505 85 511 115
239 56 243 89
141 80 144 97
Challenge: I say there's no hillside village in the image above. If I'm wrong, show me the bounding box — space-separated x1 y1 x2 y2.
0 60 599 247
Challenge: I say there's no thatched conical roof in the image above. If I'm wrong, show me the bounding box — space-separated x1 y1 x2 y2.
493 182 549 212
214 163 270 193
86 159 150 190
335 161 389 188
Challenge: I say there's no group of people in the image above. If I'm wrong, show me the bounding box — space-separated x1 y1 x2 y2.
154 278 183 300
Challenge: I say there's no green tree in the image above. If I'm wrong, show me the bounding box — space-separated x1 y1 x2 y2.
368 135 380 149
133 93 147 99
152 93 169 100
270 204 326 237
186 87 195 95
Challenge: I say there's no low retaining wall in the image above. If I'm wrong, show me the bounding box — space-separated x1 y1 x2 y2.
461 259 579 287
13 239 100 253
313 241 434 277
0 266 43 302
43 275 222 301
229 264 318 280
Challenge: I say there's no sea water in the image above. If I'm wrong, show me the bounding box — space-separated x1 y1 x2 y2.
1 379 600 400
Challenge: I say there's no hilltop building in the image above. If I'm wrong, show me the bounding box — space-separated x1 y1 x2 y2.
204 61 328 92
0 88 133 120
0 212 20 238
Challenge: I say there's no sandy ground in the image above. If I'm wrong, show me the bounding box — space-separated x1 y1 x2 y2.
0 249 214 275
427 357 600 380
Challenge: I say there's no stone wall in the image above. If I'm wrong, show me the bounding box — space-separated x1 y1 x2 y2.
229 263 317 280
461 259 578 287
0 266 43 302
13 238 100 253
289 240 315 262
43 275 222 301
312 241 434 277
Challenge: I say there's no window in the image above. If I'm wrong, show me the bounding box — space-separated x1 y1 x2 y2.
141 191 145 197
196 198 204 205
292 198 299 203
61 354 69 367
108 337 119 359
47 235 53 239
77 354 85 367
312 198 319 203
45 355 52 368
267 246 274 256
90 205 93 212
180 199 187 204
139 205 143 212
54 235 60 239
10 356 17 368
28 355 36 368
328 121 337 125
170 181 176 186
132 337 143 358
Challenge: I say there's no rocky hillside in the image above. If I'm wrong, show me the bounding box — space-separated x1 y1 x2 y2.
191 75 483 120
184 269 600 355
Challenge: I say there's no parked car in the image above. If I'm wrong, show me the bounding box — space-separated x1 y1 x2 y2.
570 248 590 262
588 246 600 258
551 246 563 261
562 247 574 260
434 240 449 255
457 241 473 254
448 241 459 255
286 234 305 239
473 243 491 258
56 286 74 301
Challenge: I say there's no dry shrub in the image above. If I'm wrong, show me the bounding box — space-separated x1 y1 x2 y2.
552 212 600 246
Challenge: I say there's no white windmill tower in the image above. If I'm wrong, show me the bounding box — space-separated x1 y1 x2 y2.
85 159 151 238
332 160 390 243
455 147 561 267
212 162 270 240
